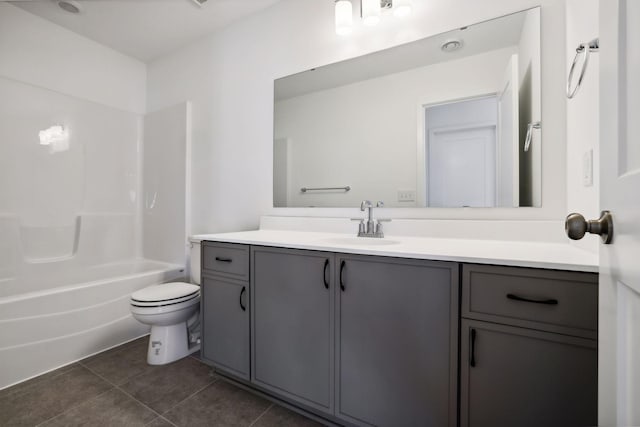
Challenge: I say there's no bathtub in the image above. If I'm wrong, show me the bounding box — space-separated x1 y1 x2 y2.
0 259 184 390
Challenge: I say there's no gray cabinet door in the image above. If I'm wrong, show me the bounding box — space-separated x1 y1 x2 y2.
251 247 334 413
460 319 597 427
201 275 250 380
336 255 459 427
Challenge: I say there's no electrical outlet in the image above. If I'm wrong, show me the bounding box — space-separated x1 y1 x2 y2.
397 189 416 202
582 149 593 187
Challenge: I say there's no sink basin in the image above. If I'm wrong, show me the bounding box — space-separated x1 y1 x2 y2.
323 237 401 246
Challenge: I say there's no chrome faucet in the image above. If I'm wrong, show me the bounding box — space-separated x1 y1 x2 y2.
354 200 389 238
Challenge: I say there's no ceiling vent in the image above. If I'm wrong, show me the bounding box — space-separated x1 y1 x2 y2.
57 1 81 14
441 39 463 53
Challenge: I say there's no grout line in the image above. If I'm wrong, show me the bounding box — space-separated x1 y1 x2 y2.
25 339 215 427
81 362 174 425
248 403 274 427
34 384 115 427
159 376 219 416
0 365 82 400
145 415 179 427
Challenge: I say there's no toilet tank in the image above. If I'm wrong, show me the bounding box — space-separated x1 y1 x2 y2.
189 241 201 285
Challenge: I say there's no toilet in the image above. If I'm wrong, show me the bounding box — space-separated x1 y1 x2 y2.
130 241 202 365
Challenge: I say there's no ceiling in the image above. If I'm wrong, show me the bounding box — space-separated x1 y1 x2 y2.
9 0 283 62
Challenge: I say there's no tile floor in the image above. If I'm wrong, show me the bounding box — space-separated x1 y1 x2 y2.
0 337 323 427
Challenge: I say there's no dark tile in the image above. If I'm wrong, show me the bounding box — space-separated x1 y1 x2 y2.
82 339 156 386
0 363 79 399
41 388 157 427
120 356 216 414
253 404 324 427
0 366 112 426
164 380 271 427
146 417 176 427
81 336 149 365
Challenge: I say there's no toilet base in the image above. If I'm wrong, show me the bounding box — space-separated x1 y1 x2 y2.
147 322 199 365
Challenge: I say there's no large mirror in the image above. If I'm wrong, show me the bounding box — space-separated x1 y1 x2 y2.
274 8 541 208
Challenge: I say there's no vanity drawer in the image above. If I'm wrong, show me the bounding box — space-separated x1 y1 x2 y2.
202 242 249 281
462 264 598 339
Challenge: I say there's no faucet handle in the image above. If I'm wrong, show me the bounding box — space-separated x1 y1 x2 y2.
376 201 384 208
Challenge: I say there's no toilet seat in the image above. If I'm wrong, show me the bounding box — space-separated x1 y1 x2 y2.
131 282 200 307
130 294 200 316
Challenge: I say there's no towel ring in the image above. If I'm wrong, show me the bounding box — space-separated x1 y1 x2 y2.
524 121 541 152
567 38 599 99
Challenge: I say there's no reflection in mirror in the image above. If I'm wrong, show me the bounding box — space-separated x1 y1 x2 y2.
274 8 541 208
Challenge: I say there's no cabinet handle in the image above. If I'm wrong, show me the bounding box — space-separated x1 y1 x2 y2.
239 286 246 311
470 328 477 367
323 259 329 289
339 260 346 291
506 293 558 305
215 257 232 263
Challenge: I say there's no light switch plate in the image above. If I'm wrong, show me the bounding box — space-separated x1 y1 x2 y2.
397 189 416 202
582 149 593 187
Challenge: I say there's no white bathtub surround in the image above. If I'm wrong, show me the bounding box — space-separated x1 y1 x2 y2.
0 261 184 390
191 229 598 274
0 4 189 391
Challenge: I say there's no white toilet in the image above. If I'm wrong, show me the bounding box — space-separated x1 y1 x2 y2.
130 241 202 365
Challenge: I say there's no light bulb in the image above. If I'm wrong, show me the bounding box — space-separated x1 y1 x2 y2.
335 0 353 36
361 0 381 26
393 0 412 17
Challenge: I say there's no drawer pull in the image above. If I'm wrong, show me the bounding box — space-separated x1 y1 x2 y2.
323 259 329 289
506 293 558 305
470 328 477 367
239 286 246 311
215 257 232 263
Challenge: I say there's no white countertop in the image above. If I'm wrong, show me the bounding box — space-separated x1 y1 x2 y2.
191 230 599 273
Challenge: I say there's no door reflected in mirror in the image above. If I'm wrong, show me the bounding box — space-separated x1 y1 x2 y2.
274 8 541 208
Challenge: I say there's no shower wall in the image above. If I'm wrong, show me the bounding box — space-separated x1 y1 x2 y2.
0 4 149 298
0 76 142 296
0 4 193 388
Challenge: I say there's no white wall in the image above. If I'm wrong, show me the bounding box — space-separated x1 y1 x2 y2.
0 3 146 114
148 0 568 235
275 48 512 208
566 0 600 253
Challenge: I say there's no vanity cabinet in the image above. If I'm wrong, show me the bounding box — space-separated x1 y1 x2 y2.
335 255 458 427
201 242 251 380
200 241 598 427
251 247 335 413
459 264 598 427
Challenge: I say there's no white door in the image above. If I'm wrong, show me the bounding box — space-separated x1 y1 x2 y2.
497 54 519 208
428 125 496 208
597 1 640 425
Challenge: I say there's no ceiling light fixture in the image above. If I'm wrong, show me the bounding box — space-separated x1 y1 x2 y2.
335 0 353 36
334 0 412 36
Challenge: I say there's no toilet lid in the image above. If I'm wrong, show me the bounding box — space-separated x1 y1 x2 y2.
131 282 200 304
